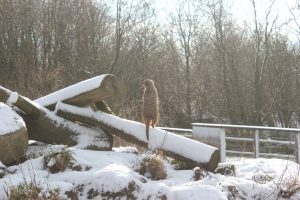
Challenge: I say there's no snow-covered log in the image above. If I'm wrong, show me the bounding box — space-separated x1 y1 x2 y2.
0 103 28 165
55 103 220 171
0 86 40 119
34 74 124 111
0 86 112 150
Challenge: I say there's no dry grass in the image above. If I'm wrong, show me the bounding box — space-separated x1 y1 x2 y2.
5 182 65 200
101 181 138 200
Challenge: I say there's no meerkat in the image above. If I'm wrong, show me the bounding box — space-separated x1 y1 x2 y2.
142 79 159 140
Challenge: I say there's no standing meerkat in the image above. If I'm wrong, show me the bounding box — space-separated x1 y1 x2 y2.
142 79 159 140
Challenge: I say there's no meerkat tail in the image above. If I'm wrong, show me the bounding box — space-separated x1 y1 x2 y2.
145 118 151 141
146 124 149 140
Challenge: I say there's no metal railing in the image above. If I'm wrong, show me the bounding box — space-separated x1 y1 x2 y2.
159 124 300 163
192 123 299 163
157 127 193 139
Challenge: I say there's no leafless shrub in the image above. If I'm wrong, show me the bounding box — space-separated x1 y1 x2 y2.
276 172 300 198
267 162 300 199
139 154 167 180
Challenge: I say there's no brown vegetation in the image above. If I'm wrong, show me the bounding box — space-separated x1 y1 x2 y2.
0 0 299 128
139 155 167 180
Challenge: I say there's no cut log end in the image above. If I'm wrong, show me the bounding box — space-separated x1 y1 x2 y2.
40 74 125 111
0 127 28 165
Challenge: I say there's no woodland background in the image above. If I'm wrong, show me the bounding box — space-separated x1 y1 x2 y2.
1 0 300 128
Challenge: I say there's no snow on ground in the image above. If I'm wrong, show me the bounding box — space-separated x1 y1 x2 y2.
0 103 25 135
34 74 108 107
1 145 300 200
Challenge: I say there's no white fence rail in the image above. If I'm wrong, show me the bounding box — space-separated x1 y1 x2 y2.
159 124 300 164
157 127 193 138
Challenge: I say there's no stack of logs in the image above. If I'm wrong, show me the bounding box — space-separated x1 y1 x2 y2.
0 74 220 171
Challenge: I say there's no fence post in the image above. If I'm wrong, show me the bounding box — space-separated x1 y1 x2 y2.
254 130 259 158
296 132 300 164
220 128 226 162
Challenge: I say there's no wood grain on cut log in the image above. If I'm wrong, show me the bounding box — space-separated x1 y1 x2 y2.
0 104 28 165
0 127 28 165
0 86 112 150
35 74 124 111
56 103 220 171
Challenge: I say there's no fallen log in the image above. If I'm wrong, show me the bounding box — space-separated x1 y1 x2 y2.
55 102 220 171
0 103 28 165
0 86 112 150
34 74 124 111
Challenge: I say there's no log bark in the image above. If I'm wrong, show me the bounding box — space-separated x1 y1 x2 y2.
55 103 220 171
0 86 112 150
35 74 124 111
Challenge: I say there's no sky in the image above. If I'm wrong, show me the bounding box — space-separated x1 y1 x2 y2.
154 0 299 41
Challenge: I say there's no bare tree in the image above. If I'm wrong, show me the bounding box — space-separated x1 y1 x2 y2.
169 0 200 126
249 0 278 125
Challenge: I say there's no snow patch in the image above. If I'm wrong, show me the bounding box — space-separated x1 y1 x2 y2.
169 183 227 200
0 103 25 135
6 92 19 106
113 146 138 154
0 161 5 169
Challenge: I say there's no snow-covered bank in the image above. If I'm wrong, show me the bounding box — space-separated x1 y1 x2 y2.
1 145 300 200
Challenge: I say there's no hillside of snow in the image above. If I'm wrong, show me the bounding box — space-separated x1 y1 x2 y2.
0 144 300 200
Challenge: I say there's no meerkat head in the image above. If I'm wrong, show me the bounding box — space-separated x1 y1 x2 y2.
143 79 155 88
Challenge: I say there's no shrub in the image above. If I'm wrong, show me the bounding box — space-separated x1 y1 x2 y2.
214 163 236 176
139 155 167 180
193 167 208 181
43 147 75 173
